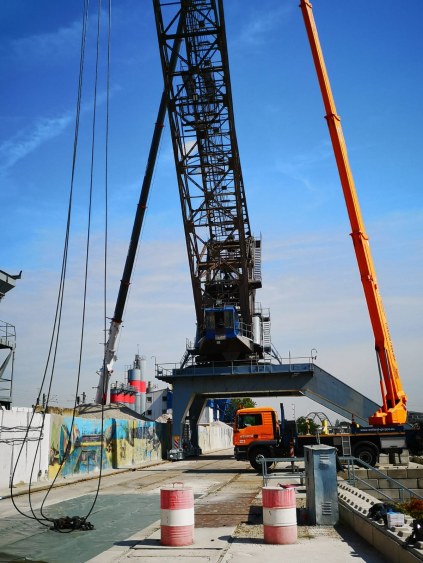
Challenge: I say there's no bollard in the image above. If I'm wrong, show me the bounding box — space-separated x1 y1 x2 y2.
160 483 194 546
262 486 297 544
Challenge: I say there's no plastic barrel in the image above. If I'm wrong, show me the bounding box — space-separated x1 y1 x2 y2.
160 484 194 546
262 486 297 544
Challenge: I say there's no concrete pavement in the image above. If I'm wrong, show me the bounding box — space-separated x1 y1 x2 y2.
1 450 421 562
87 500 387 563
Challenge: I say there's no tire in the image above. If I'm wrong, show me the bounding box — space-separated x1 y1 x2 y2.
353 442 378 466
249 447 273 473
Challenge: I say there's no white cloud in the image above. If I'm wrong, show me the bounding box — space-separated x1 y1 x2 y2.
11 21 81 64
0 85 120 177
237 5 293 47
0 114 73 175
2 195 421 416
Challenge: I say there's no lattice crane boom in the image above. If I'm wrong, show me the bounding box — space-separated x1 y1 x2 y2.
153 0 267 363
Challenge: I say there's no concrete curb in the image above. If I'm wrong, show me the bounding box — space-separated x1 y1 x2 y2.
338 481 423 562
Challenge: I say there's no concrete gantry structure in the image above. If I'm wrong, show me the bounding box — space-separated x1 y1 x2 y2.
157 360 380 454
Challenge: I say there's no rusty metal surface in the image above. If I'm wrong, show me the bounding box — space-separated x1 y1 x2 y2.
195 492 261 528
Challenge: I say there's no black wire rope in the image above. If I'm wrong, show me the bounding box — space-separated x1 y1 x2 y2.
10 0 91 527
83 0 111 525
39 0 107 531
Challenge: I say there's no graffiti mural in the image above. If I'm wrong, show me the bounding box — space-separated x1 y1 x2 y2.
49 416 113 479
49 415 162 477
114 419 161 468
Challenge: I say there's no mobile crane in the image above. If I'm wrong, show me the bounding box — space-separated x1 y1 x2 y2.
300 0 407 426
233 3 418 471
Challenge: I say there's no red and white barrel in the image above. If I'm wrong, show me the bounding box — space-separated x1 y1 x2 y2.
160 484 194 546
262 486 297 544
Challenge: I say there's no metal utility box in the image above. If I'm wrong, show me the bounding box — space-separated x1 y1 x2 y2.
304 444 339 526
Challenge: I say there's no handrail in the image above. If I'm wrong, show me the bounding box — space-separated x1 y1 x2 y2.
258 456 305 487
341 456 423 502
258 455 423 502
155 355 317 377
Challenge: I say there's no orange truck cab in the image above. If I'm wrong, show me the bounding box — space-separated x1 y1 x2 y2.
233 406 289 471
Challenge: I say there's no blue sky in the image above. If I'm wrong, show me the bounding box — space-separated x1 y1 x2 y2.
1 0 422 420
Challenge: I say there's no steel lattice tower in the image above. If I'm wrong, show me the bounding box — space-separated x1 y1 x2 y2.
153 0 262 348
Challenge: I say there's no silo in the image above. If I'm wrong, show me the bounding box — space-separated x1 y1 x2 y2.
128 354 147 415
126 388 136 409
110 385 119 405
111 384 125 405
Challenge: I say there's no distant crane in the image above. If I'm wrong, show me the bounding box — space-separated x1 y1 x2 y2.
94 20 184 404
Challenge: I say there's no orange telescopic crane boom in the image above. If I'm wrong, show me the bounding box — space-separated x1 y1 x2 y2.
300 0 407 426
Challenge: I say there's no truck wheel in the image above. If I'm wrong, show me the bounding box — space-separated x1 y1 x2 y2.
249 448 273 472
353 442 378 466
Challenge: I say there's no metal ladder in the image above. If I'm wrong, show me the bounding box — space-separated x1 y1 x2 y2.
341 435 352 456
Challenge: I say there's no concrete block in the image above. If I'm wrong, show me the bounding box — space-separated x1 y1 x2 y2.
410 489 423 497
356 479 378 490
387 468 408 479
406 468 423 478
339 503 354 527
378 478 394 489
395 478 418 489
399 546 423 563
367 468 382 479
339 487 423 563
371 489 400 501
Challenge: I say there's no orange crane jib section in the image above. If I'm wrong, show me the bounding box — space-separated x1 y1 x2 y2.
300 0 407 425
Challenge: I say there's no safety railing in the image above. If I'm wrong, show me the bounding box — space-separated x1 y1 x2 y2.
258 455 423 503
0 320 16 350
155 356 317 378
258 456 305 487
341 456 423 502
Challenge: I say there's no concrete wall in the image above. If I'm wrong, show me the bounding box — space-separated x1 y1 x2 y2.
198 421 233 453
0 411 233 488
0 409 50 488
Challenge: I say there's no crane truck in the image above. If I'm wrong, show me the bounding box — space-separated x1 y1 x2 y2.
233 404 423 471
233 2 421 471
300 0 407 427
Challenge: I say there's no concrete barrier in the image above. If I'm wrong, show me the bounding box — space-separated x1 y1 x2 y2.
338 481 423 562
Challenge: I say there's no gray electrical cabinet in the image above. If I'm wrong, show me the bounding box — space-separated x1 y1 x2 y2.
304 444 339 526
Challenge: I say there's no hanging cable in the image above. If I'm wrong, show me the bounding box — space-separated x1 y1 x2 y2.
39 0 107 531
84 0 112 525
10 0 91 528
